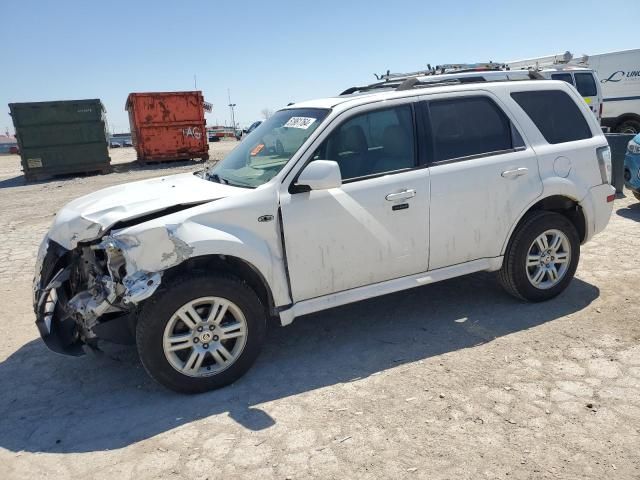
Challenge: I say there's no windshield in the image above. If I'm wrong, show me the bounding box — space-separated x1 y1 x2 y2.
206 108 329 188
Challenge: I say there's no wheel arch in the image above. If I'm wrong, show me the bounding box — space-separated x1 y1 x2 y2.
112 219 292 311
161 254 279 319
502 193 587 256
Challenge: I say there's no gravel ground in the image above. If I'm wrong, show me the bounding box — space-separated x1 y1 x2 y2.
0 144 639 479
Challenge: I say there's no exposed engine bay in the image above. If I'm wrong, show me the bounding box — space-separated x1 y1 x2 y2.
31 171 275 357
34 237 161 355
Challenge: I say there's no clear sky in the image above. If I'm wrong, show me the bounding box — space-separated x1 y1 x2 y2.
1 0 637 134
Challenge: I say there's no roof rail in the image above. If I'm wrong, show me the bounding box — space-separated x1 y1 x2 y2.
339 70 546 96
339 79 462 96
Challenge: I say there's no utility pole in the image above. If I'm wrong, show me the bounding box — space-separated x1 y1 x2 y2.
228 89 237 132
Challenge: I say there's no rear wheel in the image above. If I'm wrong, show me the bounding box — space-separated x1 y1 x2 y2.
136 273 266 393
615 119 640 134
499 211 580 302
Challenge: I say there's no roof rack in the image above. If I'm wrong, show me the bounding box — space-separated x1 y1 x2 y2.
340 70 544 96
506 51 591 71
374 62 508 82
371 53 591 84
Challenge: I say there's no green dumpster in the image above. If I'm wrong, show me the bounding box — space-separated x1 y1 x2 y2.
9 99 111 181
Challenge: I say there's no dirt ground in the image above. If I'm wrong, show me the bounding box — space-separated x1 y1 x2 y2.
0 143 639 479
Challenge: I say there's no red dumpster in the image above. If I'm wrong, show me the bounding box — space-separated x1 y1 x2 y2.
125 91 209 163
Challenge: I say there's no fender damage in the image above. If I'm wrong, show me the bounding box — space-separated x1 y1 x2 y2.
33 173 248 355
34 229 177 355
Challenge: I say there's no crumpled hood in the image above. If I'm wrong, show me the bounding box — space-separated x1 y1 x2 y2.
48 172 244 249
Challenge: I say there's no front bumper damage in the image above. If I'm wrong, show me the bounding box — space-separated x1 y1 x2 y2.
33 236 161 355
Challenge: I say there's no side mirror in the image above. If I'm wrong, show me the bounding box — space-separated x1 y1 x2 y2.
295 160 342 191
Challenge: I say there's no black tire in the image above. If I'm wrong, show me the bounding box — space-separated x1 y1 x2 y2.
614 119 640 135
498 211 580 302
136 272 266 394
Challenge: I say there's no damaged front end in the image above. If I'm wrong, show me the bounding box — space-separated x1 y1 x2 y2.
34 237 161 355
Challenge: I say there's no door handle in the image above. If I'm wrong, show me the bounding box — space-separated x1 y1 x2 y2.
501 167 529 179
385 189 416 201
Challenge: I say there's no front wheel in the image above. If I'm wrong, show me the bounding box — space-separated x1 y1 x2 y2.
136 273 267 393
498 211 580 302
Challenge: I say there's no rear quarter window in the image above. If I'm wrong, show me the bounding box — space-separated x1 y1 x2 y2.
510 90 592 144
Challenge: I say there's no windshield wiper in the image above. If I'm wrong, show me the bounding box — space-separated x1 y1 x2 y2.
206 172 230 185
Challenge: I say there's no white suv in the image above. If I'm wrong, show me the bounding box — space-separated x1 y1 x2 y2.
34 79 615 393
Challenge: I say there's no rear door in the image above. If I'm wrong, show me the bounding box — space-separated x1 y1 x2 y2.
421 92 543 270
573 72 602 121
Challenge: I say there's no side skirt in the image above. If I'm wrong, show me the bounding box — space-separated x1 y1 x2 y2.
278 256 503 326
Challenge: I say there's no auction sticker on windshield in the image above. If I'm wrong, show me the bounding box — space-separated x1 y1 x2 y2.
284 117 317 129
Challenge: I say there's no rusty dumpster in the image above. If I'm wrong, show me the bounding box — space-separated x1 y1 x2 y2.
126 91 209 163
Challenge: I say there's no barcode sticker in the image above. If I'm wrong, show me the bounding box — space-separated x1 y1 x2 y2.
283 117 316 129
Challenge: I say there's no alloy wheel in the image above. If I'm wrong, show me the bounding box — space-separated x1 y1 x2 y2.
162 297 248 377
525 229 571 290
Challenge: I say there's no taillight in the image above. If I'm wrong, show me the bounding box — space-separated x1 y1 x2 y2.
596 146 612 184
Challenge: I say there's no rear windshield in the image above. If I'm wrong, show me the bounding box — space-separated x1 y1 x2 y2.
574 73 598 97
511 90 592 144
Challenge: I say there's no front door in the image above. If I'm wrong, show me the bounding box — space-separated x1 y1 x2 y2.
279 103 430 302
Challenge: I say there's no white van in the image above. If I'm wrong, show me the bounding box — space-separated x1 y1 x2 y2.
587 49 640 133
509 49 640 133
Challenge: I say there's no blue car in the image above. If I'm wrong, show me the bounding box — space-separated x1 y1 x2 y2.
625 134 640 202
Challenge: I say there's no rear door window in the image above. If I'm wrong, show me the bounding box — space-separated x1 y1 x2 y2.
574 73 598 97
511 90 592 144
551 73 574 85
428 96 514 162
